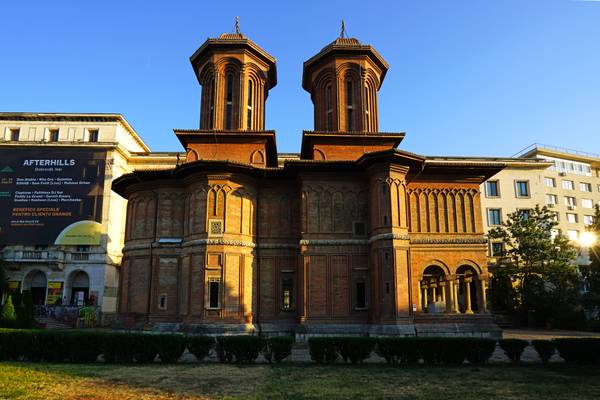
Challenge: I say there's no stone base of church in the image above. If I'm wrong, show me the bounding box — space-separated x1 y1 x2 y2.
114 316 501 340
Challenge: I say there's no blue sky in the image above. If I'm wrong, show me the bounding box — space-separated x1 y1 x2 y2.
1 0 599 156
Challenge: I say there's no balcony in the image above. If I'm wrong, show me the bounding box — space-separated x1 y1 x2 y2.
3 250 60 262
1 249 107 264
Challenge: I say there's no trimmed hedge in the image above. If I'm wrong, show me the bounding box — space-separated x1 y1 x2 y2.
263 336 294 363
499 339 529 362
336 337 376 364
531 340 555 363
308 337 338 364
465 338 497 365
377 338 421 365
5 328 600 365
102 332 136 363
187 335 215 362
157 334 187 363
554 338 600 364
131 334 159 363
216 336 263 363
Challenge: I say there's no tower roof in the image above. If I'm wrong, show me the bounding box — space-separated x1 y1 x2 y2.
190 29 277 89
302 35 389 91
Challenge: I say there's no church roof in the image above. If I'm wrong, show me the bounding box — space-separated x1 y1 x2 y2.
302 36 389 91
189 30 277 89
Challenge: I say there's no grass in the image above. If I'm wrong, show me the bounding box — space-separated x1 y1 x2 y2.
0 362 599 400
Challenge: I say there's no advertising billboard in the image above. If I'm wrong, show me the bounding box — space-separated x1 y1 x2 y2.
0 148 106 245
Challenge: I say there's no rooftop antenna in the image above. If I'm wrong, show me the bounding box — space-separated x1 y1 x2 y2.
340 19 346 38
235 16 240 34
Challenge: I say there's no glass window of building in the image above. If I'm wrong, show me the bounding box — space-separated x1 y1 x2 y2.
10 128 20 141
584 215 595 226
544 177 556 188
488 209 502 226
564 196 577 207
491 242 504 257
562 180 575 190
515 180 530 198
485 180 499 197
566 213 578 223
546 194 558 205
49 129 59 142
582 198 593 209
580 182 592 192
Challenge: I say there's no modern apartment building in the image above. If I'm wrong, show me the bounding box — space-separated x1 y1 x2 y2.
0 113 182 322
481 143 600 263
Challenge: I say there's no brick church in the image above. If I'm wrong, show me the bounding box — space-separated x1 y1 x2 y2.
112 24 503 337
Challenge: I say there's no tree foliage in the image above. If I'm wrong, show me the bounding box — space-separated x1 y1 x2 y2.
0 295 17 328
0 259 7 299
582 205 600 320
488 205 580 326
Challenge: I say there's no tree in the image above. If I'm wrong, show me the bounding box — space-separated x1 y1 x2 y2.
0 259 7 301
0 295 17 328
582 205 600 323
488 205 580 327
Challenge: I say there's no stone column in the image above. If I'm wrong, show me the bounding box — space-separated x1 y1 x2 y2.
431 282 437 303
452 279 460 313
421 284 428 310
464 278 473 314
441 281 446 305
480 278 488 313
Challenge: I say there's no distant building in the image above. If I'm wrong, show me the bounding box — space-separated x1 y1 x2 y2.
0 113 181 322
481 144 600 264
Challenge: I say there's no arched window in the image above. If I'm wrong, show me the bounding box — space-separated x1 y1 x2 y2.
208 78 215 129
346 80 354 131
225 73 234 129
364 85 370 130
326 84 333 131
246 79 253 129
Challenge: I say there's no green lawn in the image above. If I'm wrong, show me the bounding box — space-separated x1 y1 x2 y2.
0 362 599 400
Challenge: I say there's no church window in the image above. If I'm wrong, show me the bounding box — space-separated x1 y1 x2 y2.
246 79 253 129
208 279 221 309
326 85 333 130
225 73 234 129
364 86 370 129
208 78 215 129
158 294 167 310
355 280 367 309
281 275 294 310
346 80 354 131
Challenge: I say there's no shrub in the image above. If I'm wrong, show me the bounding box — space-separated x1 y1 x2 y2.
0 296 17 328
187 335 215 362
554 338 600 364
63 332 103 363
0 329 34 360
464 338 497 365
376 338 421 365
263 336 294 363
102 332 136 363
157 334 186 363
308 337 338 364
216 336 263 363
417 338 447 365
531 340 555 363
34 331 67 362
334 337 375 364
499 339 529 362
17 292 34 329
131 334 159 363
